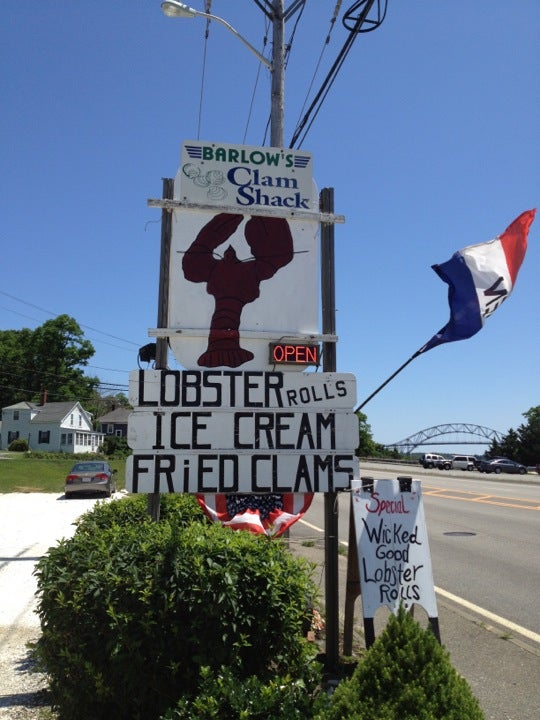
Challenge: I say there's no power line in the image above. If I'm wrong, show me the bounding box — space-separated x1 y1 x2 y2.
289 0 387 148
0 290 140 348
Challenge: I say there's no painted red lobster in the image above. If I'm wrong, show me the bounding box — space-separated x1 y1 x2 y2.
182 213 294 368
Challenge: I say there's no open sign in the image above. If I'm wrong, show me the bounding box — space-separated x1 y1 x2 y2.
270 343 320 366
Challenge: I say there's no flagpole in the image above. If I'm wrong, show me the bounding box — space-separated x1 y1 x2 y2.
354 347 425 412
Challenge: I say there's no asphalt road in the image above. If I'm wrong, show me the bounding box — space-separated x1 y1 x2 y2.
288 461 540 720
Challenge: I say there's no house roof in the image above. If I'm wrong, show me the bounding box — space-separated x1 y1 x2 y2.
30 401 86 424
98 407 131 423
3 401 38 410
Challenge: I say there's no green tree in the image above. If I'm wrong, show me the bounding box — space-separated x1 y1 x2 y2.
0 315 99 408
86 391 131 422
320 607 484 720
516 406 540 465
356 410 377 457
488 406 540 464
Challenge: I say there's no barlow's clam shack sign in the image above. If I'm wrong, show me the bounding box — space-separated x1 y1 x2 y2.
160 140 320 372
179 141 314 210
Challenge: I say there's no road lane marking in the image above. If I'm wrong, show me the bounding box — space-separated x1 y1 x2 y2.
422 486 540 511
434 587 540 644
296 517 540 645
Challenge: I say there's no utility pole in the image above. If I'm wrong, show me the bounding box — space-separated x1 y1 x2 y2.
267 2 340 671
266 1 339 671
270 0 285 147
147 176 174 522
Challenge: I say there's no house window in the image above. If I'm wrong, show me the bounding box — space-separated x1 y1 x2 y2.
79 415 82 427
115 429 123 437
8 431 20 444
107 424 114 435
13 411 19 421
38 431 50 444
70 414 74 426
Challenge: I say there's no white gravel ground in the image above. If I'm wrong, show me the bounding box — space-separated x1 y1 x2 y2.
0 493 115 718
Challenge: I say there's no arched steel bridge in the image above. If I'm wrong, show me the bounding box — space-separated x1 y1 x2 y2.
386 423 504 455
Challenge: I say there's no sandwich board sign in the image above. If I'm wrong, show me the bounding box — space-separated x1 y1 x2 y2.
166 141 320 372
352 477 440 645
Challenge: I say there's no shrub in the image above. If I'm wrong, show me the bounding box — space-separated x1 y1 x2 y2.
319 607 484 720
161 664 329 720
8 438 28 451
33 511 319 720
73 493 206 533
99 434 130 457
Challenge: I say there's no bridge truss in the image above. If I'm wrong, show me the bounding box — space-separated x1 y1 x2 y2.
386 423 504 455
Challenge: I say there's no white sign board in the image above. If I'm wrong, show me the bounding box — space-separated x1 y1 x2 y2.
127 409 358 453
125 370 359 494
167 141 319 371
129 369 356 409
179 141 314 209
352 478 438 618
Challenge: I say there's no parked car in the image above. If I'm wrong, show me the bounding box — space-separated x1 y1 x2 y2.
451 455 477 471
477 458 527 475
65 461 117 498
419 453 451 470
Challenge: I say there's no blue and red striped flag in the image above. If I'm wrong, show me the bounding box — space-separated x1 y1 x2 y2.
421 209 535 353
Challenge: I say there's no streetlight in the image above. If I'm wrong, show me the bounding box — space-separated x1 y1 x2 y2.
161 1 272 70
161 0 284 147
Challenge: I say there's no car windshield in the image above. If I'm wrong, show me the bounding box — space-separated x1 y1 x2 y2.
71 463 106 473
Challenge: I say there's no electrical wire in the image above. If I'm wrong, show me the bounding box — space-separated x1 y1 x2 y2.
291 0 342 141
196 1 213 139
0 290 140 348
243 16 270 144
289 0 387 149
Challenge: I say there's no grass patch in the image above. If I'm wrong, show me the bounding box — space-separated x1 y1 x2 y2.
0 452 126 493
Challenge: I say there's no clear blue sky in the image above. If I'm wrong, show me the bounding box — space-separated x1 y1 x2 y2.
1 1 538 454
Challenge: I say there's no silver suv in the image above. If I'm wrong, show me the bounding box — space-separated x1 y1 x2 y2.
419 453 451 470
451 455 476 471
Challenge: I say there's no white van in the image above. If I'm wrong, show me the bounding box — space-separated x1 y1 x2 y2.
451 455 476 471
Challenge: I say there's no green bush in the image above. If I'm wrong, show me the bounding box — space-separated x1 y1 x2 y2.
73 493 206 533
99 434 130 457
161 664 329 720
8 438 28 451
33 507 319 720
319 607 484 720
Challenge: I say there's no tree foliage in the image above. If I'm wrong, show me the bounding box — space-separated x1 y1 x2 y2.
488 406 540 464
356 411 377 456
319 607 484 720
0 315 99 408
356 411 403 459
86 391 131 424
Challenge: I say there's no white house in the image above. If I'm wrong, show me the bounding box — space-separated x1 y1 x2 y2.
0 401 104 453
